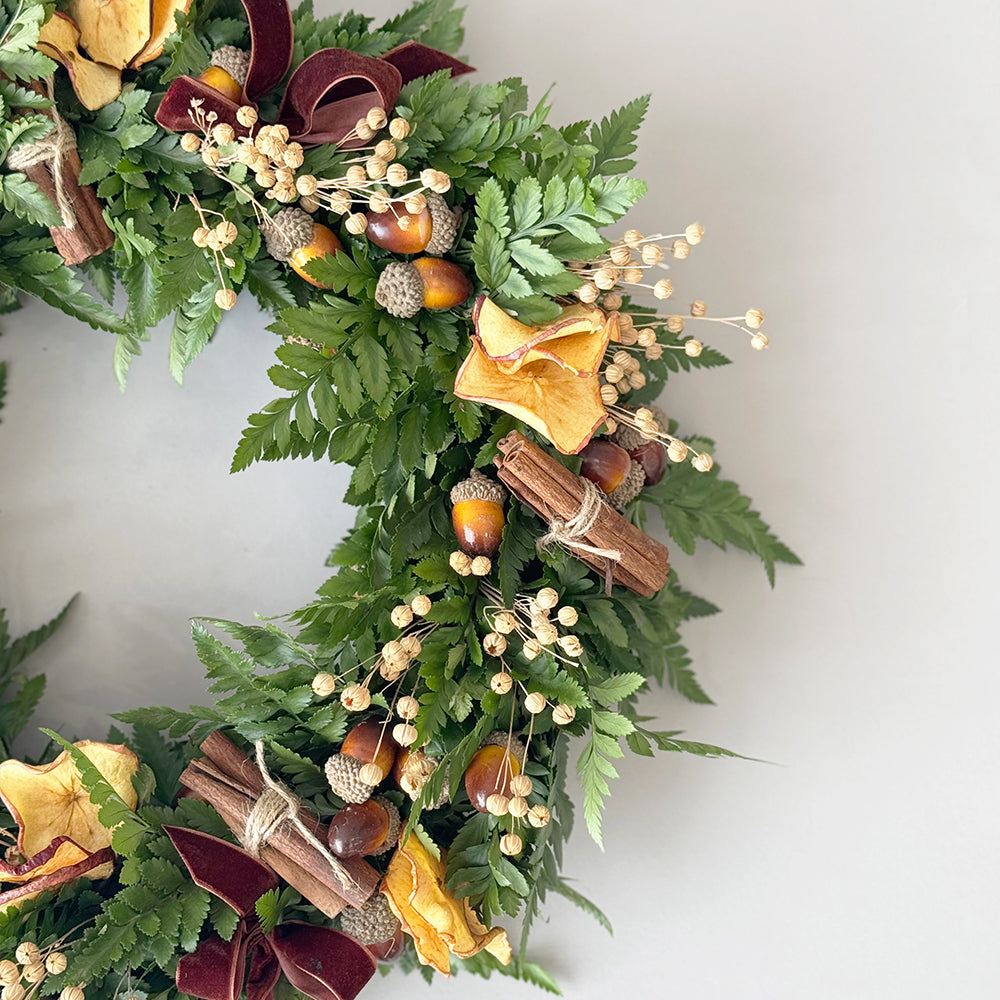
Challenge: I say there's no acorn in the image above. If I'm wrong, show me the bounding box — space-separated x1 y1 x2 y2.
375 258 472 318
450 470 505 557
340 893 401 951
341 719 398 780
579 438 647 510
262 207 343 288
365 192 457 255
327 796 400 858
198 46 249 102
612 405 669 487
463 744 521 813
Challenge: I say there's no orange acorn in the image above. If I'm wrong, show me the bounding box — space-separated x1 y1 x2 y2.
197 47 248 102
341 719 398 782
261 207 343 288
450 470 505 557
375 258 472 318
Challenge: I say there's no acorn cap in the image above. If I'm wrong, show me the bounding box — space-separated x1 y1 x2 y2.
424 192 458 256
450 468 506 506
210 46 250 87
375 261 423 318
483 730 526 766
325 753 374 804
339 893 401 946
606 458 646 509
262 207 314 263
372 797 400 856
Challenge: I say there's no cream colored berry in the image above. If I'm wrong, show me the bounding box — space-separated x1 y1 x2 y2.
533 622 558 646
450 550 473 576
0 964 18 988
396 696 419 721
359 762 384 786
684 339 703 357
500 832 523 855
600 383 619 406
490 672 513 695
215 288 238 311
21 964 44 985
392 723 418 747
751 333 770 351
345 165 367 187
522 638 542 660
603 292 623 310
391 604 414 628
552 704 576 726
509 774 532 797
43 954 67 977
368 190 391 213
296 174 318 196
576 283 600 304
470 555 492 576
558 635 583 658
180 132 201 152
354 119 375 142
366 107 388 131
527 804 551 828
365 156 388 180
667 440 689 463
672 239 692 259
609 244 632 266
311 672 336 697
59 988 84 1000
483 632 507 657
685 222 705 244
341 684 371 711
486 793 510 816
524 692 547 715
411 594 432 616
389 117 410 140
654 278 674 299
192 226 210 248
201 146 221 167
236 105 258 127
641 243 664 265
556 606 578 627
508 795 529 818
213 123 235 146
692 452 714 473
493 611 516 635
400 635 422 657
345 213 368 235
666 315 685 334
214 220 237 246
535 587 559 610
623 229 643 248
690 299 708 317
404 191 427 215
3 984 26 1000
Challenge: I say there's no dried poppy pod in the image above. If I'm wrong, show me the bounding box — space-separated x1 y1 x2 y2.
612 404 669 487
262 207 343 288
375 258 473 318
327 796 400 859
365 192 457 255
393 748 450 807
198 46 249 102
450 469 506 557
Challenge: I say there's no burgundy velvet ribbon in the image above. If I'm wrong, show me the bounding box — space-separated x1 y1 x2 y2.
154 0 473 146
164 827 375 1000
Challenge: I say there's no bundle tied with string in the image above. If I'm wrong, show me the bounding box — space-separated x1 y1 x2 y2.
3 78 113 265
179 730 381 917
494 430 670 597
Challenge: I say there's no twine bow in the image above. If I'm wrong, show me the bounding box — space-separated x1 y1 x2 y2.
536 479 622 594
5 78 77 228
241 741 358 894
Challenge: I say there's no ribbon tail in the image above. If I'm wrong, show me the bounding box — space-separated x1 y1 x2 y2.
269 921 376 1000
177 930 249 1000
381 40 474 84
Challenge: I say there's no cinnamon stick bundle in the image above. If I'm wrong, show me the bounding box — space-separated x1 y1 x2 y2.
494 431 670 597
179 731 380 917
9 81 114 266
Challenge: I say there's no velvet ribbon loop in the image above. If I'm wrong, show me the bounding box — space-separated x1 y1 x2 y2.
164 826 376 1000
154 0 473 146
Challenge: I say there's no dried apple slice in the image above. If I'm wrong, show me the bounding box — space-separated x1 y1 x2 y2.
66 0 152 70
130 0 191 68
37 13 123 110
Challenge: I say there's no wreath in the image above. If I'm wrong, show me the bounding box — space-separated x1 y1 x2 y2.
0 0 800 996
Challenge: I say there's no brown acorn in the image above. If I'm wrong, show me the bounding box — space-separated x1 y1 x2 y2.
327 797 400 858
262 207 344 288
341 719 397 783
612 404 669 486
463 744 521 813
375 258 472 318
450 470 505 557
365 193 457 256
579 439 631 494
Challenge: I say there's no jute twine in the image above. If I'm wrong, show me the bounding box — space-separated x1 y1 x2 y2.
5 79 77 229
242 740 358 892
536 478 622 564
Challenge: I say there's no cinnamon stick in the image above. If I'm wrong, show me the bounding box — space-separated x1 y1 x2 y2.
494 431 670 597
22 144 114 265
178 734 381 916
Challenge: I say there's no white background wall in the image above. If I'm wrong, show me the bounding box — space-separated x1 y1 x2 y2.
2 1 999 996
